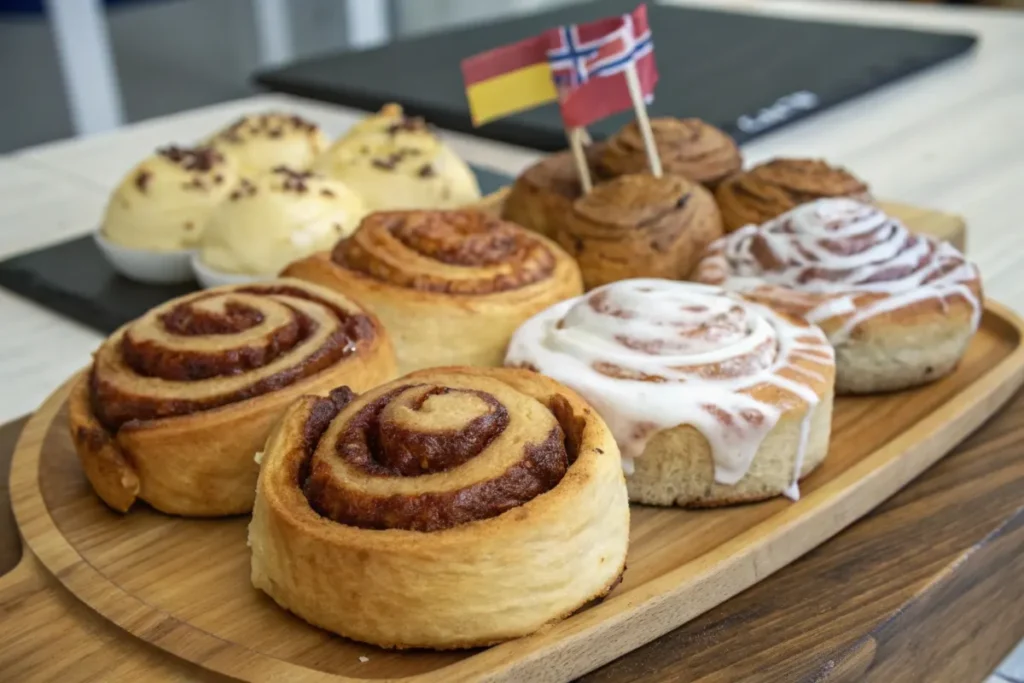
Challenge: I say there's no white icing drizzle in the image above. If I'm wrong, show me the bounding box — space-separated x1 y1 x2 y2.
699 198 983 343
505 279 834 494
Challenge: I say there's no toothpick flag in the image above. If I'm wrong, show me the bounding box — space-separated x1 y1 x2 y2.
461 34 558 126
460 4 657 128
546 4 657 129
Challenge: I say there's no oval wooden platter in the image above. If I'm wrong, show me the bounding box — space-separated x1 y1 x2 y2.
7 304 1023 683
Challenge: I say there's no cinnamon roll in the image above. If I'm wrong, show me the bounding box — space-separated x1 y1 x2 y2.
715 158 871 232
282 210 583 373
506 279 835 506
597 118 742 188
249 367 628 649
502 144 604 238
68 279 397 516
695 198 983 394
553 173 723 289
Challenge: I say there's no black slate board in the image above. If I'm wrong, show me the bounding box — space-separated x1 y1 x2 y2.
0 166 514 335
256 1 976 151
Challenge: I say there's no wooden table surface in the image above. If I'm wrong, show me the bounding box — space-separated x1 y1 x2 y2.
1 380 1022 683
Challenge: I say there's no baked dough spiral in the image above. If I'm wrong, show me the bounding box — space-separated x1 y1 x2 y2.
715 158 871 232
553 173 723 289
68 279 397 516
597 117 742 188
283 210 582 373
249 367 629 649
506 279 835 506
695 198 982 393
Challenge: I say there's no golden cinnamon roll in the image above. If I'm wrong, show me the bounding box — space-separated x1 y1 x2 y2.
502 144 604 238
68 279 397 516
695 198 982 394
282 210 583 373
597 118 742 188
715 157 871 232
249 366 629 649
506 279 835 506
553 173 723 290
207 113 329 177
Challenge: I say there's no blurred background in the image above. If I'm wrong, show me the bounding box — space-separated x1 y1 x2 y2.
1 0 1020 154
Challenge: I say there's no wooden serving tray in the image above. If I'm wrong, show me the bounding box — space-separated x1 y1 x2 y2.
0 206 997 683
3 315 1022 682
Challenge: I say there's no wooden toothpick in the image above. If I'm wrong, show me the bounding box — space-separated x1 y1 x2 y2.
566 126 594 194
624 61 662 178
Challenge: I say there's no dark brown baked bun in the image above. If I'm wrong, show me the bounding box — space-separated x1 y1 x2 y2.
501 144 604 238
597 117 742 188
715 157 871 232
68 279 398 516
249 366 629 649
552 173 723 289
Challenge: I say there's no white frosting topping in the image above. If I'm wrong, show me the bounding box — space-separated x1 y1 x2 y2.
699 198 982 342
505 279 834 497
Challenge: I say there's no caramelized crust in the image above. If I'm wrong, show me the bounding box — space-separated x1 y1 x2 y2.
555 173 724 289
331 210 558 294
715 158 870 232
597 117 741 187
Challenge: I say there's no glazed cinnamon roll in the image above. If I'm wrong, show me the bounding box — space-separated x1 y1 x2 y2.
502 144 604 238
506 279 835 506
597 117 742 188
695 198 982 394
249 366 629 649
282 210 582 373
553 173 723 289
68 279 397 516
715 158 871 232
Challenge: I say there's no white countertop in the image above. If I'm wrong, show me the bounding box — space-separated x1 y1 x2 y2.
1 0 1023 425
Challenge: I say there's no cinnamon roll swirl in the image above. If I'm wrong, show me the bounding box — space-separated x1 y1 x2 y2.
597 117 742 188
68 279 397 516
695 198 982 394
282 210 583 373
715 158 871 232
553 173 723 289
249 367 628 649
506 279 835 506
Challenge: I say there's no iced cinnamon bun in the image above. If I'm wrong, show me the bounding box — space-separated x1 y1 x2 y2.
597 117 742 188
249 366 628 649
553 173 723 289
715 158 871 232
506 279 835 506
695 198 982 394
68 279 397 516
282 210 583 373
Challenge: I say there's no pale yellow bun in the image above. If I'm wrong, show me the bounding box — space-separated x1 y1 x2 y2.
249 366 629 649
197 167 368 276
207 113 329 176
312 103 481 210
283 209 583 374
100 145 237 250
68 278 397 516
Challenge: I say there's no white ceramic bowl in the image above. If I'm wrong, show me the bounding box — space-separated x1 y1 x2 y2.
190 252 268 289
93 231 196 285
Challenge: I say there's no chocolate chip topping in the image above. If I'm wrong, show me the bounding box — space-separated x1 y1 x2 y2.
157 145 223 172
418 164 435 178
229 178 258 201
217 113 319 143
386 116 428 135
134 170 152 193
272 166 315 193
